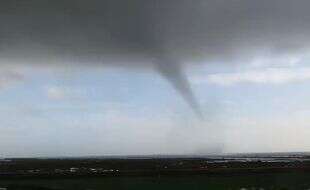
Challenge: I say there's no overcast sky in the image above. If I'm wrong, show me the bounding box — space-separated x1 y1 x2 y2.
1 0 310 157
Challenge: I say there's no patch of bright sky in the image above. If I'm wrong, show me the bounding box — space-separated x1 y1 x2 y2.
2 56 310 156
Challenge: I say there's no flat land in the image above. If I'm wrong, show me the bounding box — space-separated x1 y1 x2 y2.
1 154 310 189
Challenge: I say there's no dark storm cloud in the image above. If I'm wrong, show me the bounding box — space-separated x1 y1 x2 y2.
1 0 310 115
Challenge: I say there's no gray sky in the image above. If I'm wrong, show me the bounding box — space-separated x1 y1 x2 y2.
1 0 310 157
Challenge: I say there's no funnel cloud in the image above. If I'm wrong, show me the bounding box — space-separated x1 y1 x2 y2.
155 57 202 117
